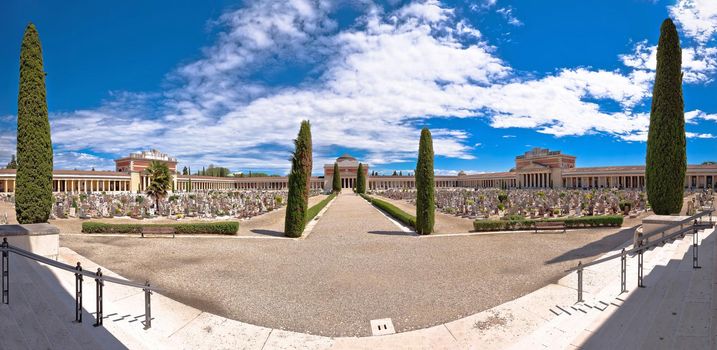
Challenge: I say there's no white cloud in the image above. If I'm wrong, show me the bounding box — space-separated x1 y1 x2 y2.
496 7 523 26
620 41 717 83
669 0 717 43
686 132 715 139
9 0 716 172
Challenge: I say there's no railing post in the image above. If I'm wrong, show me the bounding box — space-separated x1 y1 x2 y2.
94 268 103 327
75 262 83 323
143 281 152 329
637 248 645 288
693 225 701 269
2 238 8 305
577 261 584 303
620 248 627 294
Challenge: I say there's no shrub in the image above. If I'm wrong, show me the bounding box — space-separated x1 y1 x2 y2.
472 215 623 232
82 222 239 235
361 194 416 229
306 192 336 222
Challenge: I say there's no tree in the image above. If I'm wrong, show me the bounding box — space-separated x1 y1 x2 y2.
332 162 341 193
399 171 403 176
182 166 188 175
145 161 172 214
356 163 366 194
392 170 398 176
415 127 435 234
15 23 53 224
284 121 312 237
5 155 17 169
646 18 686 215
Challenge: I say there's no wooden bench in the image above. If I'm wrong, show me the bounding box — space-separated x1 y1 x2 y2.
534 221 566 233
141 226 176 238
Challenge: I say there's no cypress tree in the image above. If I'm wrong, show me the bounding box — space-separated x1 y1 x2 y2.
646 18 686 215
284 121 312 237
332 162 341 193
415 128 435 234
356 163 366 194
5 155 17 169
15 23 53 224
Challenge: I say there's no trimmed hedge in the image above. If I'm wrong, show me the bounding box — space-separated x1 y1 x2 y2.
361 194 416 229
82 222 239 235
473 215 623 232
306 192 337 222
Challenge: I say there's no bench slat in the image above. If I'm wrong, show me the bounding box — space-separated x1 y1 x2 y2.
534 221 566 233
141 226 176 238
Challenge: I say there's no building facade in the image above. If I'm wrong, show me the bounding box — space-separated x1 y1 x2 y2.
1 148 716 194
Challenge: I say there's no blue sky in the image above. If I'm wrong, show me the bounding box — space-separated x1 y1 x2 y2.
1 0 716 175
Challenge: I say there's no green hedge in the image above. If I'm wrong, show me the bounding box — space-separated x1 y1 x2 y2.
361 194 416 229
473 215 623 232
82 221 239 235
306 192 337 222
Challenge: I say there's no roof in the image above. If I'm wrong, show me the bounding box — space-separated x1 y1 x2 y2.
0 169 128 177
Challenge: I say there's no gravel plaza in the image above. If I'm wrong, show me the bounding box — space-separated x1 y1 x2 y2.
59 192 642 337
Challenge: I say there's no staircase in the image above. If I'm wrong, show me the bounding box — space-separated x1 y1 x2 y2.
0 249 170 350
510 225 715 349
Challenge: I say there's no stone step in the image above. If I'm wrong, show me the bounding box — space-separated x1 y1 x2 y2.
511 234 688 349
669 232 714 348
0 304 30 350
12 254 112 350
624 235 696 349
11 257 85 350
578 235 697 349
27 254 162 350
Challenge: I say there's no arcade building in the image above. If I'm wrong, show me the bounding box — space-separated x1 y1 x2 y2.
1 148 716 194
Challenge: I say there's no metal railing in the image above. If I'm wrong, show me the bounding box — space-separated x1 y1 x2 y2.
567 209 714 303
0 238 158 329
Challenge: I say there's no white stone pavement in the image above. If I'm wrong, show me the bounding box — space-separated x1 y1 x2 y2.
2 224 714 349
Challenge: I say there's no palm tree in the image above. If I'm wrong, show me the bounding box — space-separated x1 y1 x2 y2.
145 161 172 214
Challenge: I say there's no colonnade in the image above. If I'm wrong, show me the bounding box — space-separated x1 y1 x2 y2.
366 178 459 190
175 178 324 192
1 179 15 193
563 175 646 189
52 179 131 193
521 172 551 188
459 178 516 188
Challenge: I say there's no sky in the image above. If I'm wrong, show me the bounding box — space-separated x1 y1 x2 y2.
0 0 716 176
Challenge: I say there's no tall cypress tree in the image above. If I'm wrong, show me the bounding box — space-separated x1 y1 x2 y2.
284 121 312 237
15 23 53 224
646 18 686 215
415 128 435 234
332 162 341 193
356 163 366 194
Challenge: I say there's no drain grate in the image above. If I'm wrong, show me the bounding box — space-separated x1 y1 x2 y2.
370 318 396 336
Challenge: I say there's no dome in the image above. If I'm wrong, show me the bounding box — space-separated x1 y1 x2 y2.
337 154 357 162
